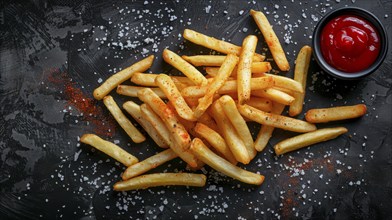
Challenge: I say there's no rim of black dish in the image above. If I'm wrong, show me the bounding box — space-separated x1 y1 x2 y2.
312 7 388 80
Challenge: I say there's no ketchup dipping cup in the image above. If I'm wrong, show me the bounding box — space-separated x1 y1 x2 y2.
313 7 388 80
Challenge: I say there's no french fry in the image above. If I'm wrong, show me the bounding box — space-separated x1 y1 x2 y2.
190 138 264 185
121 149 178 180
182 55 262 66
211 101 250 164
93 55 154 100
123 101 167 148
274 127 348 155
238 104 316 133
80 134 138 166
219 95 256 159
182 76 274 98
140 103 171 147
254 102 285 151
250 10 290 71
289 46 312 116
114 173 206 191
194 123 237 165
265 73 303 94
117 85 166 98
305 104 367 123
156 74 196 121
137 88 199 168
245 97 272 112
252 88 295 105
194 54 239 118
183 29 265 60
238 35 258 104
103 96 145 143
163 49 208 86
131 73 194 87
205 62 272 77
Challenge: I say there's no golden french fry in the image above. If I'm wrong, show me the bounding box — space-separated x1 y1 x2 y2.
131 73 194 87
156 74 196 121
194 54 239 118
238 104 316 133
238 35 258 104
219 95 256 159
250 10 290 71
289 46 312 116
182 55 262 67
183 29 265 60
210 101 250 164
182 76 274 98
140 103 172 146
103 96 145 143
252 88 295 105
163 49 208 86
80 134 138 166
94 55 154 100
245 97 272 112
305 104 367 123
190 138 264 185
194 123 237 165
205 62 271 78
138 88 199 168
114 173 206 191
265 74 303 94
117 85 166 98
274 127 348 155
122 149 178 180
123 101 167 148
254 103 285 151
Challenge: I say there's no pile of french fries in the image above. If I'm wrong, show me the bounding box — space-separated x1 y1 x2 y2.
81 9 367 191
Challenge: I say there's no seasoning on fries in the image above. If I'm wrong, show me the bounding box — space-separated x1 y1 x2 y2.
274 127 348 155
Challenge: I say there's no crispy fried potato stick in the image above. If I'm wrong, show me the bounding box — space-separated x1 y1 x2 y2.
289 46 312 116
137 88 199 168
274 127 348 155
182 76 274 98
183 29 265 60
194 123 237 164
94 55 154 100
238 35 258 104
123 101 167 148
140 103 171 146
194 54 239 118
254 103 285 151
190 138 264 185
117 85 166 98
211 101 250 164
131 73 194 87
114 173 206 191
252 88 295 105
245 97 273 112
80 134 138 166
156 74 196 121
219 95 255 158
182 55 262 66
238 104 316 133
103 96 145 143
305 104 367 123
121 149 178 180
265 74 303 94
205 62 271 77
163 49 208 86
250 10 290 71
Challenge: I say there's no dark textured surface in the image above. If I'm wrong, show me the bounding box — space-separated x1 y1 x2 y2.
0 0 391 219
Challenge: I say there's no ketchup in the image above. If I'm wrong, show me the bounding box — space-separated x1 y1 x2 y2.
320 14 380 73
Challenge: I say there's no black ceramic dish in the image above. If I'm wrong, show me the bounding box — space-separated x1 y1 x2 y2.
312 7 388 80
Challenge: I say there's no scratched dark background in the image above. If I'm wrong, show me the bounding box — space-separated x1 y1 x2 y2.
0 0 391 219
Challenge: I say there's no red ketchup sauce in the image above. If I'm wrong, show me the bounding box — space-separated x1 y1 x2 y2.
320 15 380 73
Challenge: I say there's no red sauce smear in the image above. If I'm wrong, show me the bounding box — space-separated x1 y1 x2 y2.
46 69 116 137
320 14 380 73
